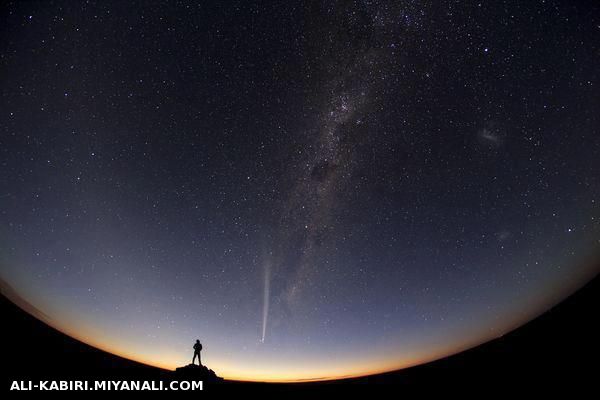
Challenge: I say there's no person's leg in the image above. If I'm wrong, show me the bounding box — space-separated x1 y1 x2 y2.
192 353 197 365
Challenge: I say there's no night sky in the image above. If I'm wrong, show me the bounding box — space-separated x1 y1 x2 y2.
1 1 599 381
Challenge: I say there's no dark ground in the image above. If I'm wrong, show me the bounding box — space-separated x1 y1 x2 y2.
1 273 598 394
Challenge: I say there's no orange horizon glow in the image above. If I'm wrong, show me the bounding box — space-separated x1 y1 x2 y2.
3 261 597 383
2 298 542 383
44 322 525 382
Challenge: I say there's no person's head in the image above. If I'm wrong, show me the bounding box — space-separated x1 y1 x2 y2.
196 339 200 343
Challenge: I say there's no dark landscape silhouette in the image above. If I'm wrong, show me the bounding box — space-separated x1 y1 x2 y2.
1 273 598 392
171 339 222 383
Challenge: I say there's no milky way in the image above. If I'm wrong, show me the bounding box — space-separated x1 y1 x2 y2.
262 2 425 337
0 1 599 381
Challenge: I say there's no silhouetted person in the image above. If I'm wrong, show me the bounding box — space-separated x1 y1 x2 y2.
192 340 203 366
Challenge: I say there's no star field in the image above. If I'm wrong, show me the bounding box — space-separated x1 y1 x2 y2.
0 1 599 381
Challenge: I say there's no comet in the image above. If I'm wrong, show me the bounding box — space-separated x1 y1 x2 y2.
261 261 271 343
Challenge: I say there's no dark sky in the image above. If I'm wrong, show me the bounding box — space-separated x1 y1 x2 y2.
1 0 599 381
